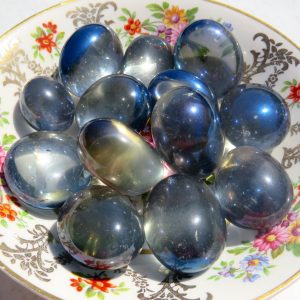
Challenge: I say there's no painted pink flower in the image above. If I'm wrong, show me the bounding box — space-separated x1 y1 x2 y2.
253 225 289 252
170 22 188 45
0 146 6 174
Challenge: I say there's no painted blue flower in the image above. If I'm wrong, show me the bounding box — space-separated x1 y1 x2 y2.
243 273 261 283
222 21 233 31
240 254 269 273
218 266 235 278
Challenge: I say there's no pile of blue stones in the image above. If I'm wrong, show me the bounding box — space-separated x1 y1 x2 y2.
4 20 293 274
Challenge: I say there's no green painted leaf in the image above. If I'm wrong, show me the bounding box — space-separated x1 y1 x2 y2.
212 267 221 270
97 292 105 300
121 8 132 17
207 275 217 280
292 244 300 257
220 261 227 267
56 32 65 42
2 112 8 116
115 288 129 292
228 260 234 266
152 13 164 19
16 223 26 229
293 202 300 212
241 241 251 245
0 219 8 228
284 80 292 85
1 118 9 125
118 16 127 21
214 276 221 281
111 290 120 296
2 134 16 146
119 282 126 288
263 267 270 276
31 33 39 39
39 53 44 61
132 11 136 19
162 2 169 9
267 265 275 268
34 50 38 58
222 45 234 57
271 245 284 259
292 79 297 85
186 7 198 21
146 4 164 12
249 247 256 253
227 247 248 255
235 272 245 279
36 27 43 36
281 86 290 93
142 26 156 32
86 287 97 298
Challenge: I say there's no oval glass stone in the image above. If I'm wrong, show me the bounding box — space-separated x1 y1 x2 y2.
148 69 215 106
174 19 244 98
123 35 173 87
144 174 227 274
20 76 75 131
4 132 91 209
59 24 123 97
76 74 152 130
214 146 294 230
57 185 144 270
219 84 290 151
78 119 164 196
151 86 224 177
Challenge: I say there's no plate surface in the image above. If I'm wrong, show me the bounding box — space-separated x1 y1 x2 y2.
0 0 300 299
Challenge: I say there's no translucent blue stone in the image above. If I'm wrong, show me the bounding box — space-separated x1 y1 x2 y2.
76 74 152 130
214 146 294 230
59 24 123 97
219 84 290 151
151 86 224 177
57 185 144 270
20 76 75 131
123 35 173 87
4 132 91 209
148 69 216 107
144 174 226 274
78 119 164 196
174 19 244 98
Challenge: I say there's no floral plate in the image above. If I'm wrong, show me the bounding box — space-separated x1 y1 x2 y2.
0 0 300 299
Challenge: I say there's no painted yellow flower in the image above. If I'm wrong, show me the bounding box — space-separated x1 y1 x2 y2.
288 220 300 244
163 6 187 27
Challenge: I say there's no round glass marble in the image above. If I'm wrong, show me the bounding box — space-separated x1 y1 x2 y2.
219 84 290 151
174 19 244 98
76 74 152 131
59 23 123 97
20 76 75 131
57 185 144 270
4 132 91 209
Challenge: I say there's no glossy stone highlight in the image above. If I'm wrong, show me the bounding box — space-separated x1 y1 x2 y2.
76 74 152 130
174 19 244 98
59 24 123 97
78 119 164 196
4 132 91 209
57 185 144 270
144 174 226 274
20 76 75 131
151 86 224 177
148 69 215 106
123 35 173 87
214 146 293 230
219 84 290 151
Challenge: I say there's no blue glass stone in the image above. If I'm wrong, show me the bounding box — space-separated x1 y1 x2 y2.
148 69 216 107
20 76 75 131
144 174 226 274
57 185 144 270
151 86 224 177
219 84 290 151
214 146 294 230
174 19 244 98
123 35 173 87
59 24 123 97
76 74 152 130
78 119 164 196
4 132 91 209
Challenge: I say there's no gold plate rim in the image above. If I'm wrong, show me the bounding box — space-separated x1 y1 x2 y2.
0 0 299 299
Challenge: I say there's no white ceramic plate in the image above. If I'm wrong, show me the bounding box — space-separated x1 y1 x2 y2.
0 0 300 299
